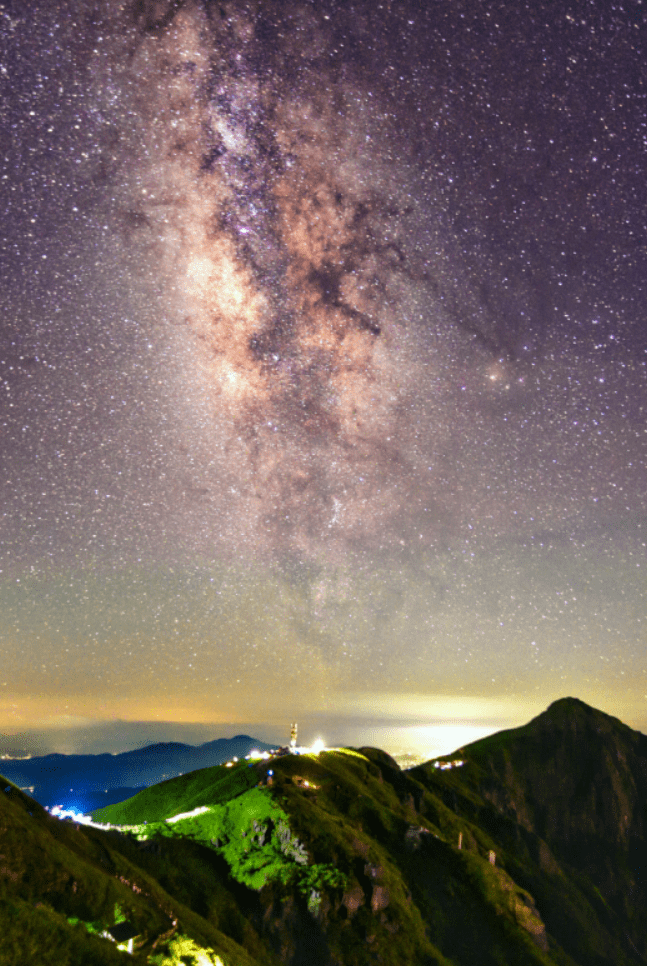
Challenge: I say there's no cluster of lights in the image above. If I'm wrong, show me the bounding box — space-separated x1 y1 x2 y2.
298 778 319 790
231 739 327 767
432 759 465 771
286 739 327 756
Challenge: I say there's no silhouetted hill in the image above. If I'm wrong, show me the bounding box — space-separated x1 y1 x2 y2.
0 735 276 812
2 699 646 965
437 696 647 955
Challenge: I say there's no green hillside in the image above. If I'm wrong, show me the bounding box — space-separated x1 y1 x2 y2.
0 777 263 966
420 696 647 963
93 757 261 825
95 745 585 965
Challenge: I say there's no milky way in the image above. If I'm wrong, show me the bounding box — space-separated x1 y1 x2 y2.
0 0 645 754
90 0 466 563
69 0 644 567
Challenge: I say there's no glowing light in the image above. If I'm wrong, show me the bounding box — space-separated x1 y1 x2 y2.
167 805 210 824
47 805 113 830
311 738 325 755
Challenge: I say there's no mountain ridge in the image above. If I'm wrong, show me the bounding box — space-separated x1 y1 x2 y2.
0 734 277 812
2 697 646 965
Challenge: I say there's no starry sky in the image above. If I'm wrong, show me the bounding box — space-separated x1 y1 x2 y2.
1 0 646 760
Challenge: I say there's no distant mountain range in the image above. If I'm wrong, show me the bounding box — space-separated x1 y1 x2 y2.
2 697 646 965
0 734 276 812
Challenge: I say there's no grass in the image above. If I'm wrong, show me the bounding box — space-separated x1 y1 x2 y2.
148 933 226 965
0 773 263 966
0 898 129 966
95 760 349 896
90 749 447 963
92 761 260 825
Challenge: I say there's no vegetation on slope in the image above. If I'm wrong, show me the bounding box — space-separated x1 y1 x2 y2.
409 698 647 965
0 777 262 966
95 747 571 965
93 758 261 825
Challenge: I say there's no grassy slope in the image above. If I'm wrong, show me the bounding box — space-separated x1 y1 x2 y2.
98 755 372 901
101 750 451 966
95 749 570 965
93 760 260 825
0 776 262 966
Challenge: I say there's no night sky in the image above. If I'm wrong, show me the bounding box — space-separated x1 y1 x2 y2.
1 0 645 760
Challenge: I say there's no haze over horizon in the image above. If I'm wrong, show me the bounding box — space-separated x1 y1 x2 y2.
1 0 645 762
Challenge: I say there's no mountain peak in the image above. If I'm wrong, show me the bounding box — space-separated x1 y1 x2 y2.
544 695 591 714
538 696 599 726
532 696 630 738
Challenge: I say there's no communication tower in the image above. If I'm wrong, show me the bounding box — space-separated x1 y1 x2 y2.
290 722 298 750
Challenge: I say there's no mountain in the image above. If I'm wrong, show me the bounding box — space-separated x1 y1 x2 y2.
431 696 647 962
0 735 276 812
1 698 646 965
